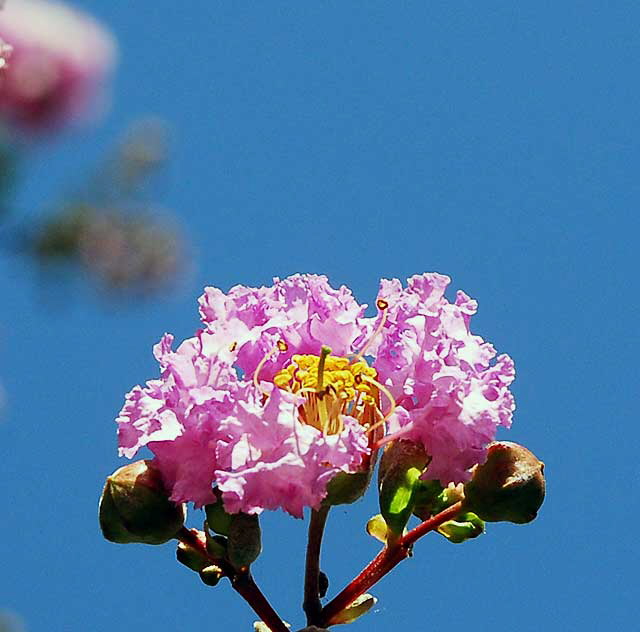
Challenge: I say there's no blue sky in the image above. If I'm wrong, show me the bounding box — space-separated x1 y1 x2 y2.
1 2 638 630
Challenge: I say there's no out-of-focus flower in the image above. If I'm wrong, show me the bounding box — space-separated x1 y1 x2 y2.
32 204 182 292
0 38 11 73
0 0 116 132
115 274 515 518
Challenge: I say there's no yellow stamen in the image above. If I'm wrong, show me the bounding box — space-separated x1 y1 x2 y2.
274 351 379 435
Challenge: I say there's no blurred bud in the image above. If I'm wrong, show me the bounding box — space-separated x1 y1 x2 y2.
227 513 262 569
0 37 11 73
378 440 428 539
116 118 168 191
31 205 182 294
99 459 185 545
328 594 377 626
76 208 182 292
437 512 485 544
464 442 545 524
199 564 223 587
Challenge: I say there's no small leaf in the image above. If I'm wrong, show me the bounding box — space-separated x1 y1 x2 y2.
366 514 388 544
437 512 485 543
330 594 377 625
379 465 422 537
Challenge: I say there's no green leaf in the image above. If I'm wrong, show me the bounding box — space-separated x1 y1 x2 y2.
330 594 378 625
366 514 389 544
437 512 485 543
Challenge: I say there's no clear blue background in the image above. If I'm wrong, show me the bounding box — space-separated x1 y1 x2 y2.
1 1 638 630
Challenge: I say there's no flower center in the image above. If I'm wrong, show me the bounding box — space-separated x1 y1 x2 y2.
273 347 380 434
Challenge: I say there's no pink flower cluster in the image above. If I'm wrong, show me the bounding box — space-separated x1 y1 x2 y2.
0 0 116 132
116 274 515 517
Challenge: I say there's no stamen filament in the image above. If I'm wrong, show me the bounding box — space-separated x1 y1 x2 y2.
253 340 288 392
353 299 388 361
361 374 397 435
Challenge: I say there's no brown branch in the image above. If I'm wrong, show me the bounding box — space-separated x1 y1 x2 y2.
303 506 330 624
176 527 289 632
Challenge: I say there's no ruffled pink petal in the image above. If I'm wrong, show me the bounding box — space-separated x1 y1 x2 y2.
373 273 516 484
199 274 369 381
215 388 369 518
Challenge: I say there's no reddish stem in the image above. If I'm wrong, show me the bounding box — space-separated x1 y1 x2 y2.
177 528 289 632
317 501 464 627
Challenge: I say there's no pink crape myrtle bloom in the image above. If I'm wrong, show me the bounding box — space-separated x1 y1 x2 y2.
0 0 116 132
116 273 515 517
372 274 515 483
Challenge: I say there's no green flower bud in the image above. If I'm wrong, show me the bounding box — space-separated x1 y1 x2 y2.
378 440 428 539
437 512 485 543
99 460 185 545
204 493 233 536
324 464 375 506
227 513 262 569
464 442 545 524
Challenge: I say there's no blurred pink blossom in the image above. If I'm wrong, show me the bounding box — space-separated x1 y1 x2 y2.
0 0 116 132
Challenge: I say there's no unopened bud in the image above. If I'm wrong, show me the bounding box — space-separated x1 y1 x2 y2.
227 513 262 569
204 495 233 536
464 442 545 524
199 564 223 586
324 469 373 506
176 537 209 572
99 460 185 545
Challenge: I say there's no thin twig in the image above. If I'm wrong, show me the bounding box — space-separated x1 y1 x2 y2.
303 506 330 624
176 527 289 632
318 501 464 627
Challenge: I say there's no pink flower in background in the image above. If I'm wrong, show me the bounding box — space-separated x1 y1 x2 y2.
0 0 116 132
116 273 515 516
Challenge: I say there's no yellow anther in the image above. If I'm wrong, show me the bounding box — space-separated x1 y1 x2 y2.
273 351 380 435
